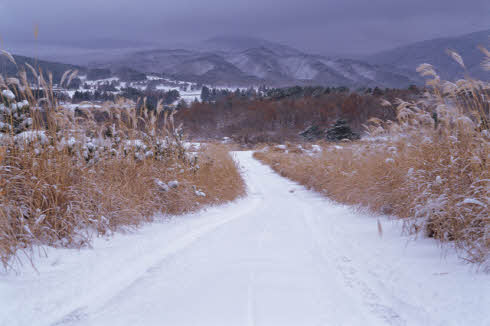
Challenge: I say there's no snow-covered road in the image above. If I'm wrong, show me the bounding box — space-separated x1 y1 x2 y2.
1 151 489 326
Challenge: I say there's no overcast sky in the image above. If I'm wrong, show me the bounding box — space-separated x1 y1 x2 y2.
0 0 489 55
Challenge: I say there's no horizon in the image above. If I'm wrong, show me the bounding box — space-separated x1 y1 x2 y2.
1 0 489 58
3 27 490 64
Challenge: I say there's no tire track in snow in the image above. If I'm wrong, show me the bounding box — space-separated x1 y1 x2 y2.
2 151 488 326
50 194 264 326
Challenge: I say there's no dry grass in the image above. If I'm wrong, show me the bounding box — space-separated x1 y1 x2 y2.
0 57 244 269
255 52 489 266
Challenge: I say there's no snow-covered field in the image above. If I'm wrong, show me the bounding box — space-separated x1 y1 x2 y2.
60 75 203 104
59 75 252 107
0 152 488 326
58 74 258 108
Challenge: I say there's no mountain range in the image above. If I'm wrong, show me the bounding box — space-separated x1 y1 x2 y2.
2 30 489 88
366 29 490 82
95 36 419 87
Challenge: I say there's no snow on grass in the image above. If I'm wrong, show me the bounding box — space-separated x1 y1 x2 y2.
183 142 202 150
1 90 15 100
14 130 49 145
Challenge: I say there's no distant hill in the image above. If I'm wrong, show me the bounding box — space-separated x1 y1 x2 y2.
5 31 488 88
366 29 490 81
103 36 417 88
0 54 148 84
0 54 83 84
202 36 303 56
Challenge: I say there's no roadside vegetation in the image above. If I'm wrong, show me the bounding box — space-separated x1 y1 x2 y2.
0 57 245 269
255 50 489 266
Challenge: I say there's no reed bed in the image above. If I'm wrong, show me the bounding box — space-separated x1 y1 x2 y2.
0 57 245 269
255 51 489 266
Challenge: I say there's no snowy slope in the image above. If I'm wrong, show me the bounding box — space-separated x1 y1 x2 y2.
366 29 490 82
222 48 415 87
100 41 417 87
0 152 488 326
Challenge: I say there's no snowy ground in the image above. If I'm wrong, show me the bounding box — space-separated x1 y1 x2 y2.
58 75 203 105
57 75 256 107
59 75 249 106
0 151 488 326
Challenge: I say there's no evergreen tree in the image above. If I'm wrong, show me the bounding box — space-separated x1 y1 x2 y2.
201 86 211 102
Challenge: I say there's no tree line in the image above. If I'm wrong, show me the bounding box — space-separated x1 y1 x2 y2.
178 86 420 143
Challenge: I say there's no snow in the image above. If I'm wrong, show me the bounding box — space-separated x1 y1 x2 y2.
311 145 321 152
229 53 270 78
14 131 49 145
154 179 170 192
0 121 11 131
323 60 357 80
168 180 179 189
352 63 376 80
279 57 318 80
83 77 120 86
61 103 102 111
0 151 488 326
195 189 206 197
79 104 101 109
63 90 78 98
304 144 322 156
124 139 146 150
1 89 15 100
146 75 162 81
52 74 229 105
183 142 201 150
459 198 487 207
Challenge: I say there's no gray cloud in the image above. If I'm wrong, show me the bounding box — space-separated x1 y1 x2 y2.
0 0 489 54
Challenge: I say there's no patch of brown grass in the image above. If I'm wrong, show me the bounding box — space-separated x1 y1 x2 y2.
0 59 244 269
254 54 490 266
1 142 244 269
